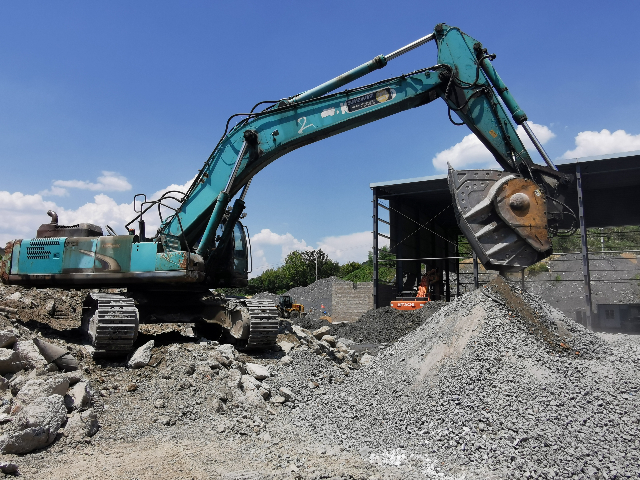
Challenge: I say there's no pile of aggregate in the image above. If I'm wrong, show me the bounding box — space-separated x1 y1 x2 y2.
329 303 444 345
286 276 640 479
251 277 339 326
251 291 278 302
286 277 339 322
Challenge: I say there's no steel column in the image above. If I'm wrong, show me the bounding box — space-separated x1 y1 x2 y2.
372 188 379 309
473 251 479 290
445 232 450 301
456 237 460 298
576 164 593 329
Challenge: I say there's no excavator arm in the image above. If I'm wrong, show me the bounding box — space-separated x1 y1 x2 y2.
160 23 567 273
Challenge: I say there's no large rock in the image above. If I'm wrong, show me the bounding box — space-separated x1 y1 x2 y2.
278 341 295 354
0 394 67 454
321 335 337 347
64 381 91 411
64 409 99 441
312 326 331 340
226 368 243 389
15 376 70 408
278 387 294 401
0 349 27 374
240 374 261 391
211 351 232 368
359 353 374 366
127 340 154 369
292 325 309 339
62 371 83 386
44 299 56 317
216 344 236 359
245 363 270 380
6 293 21 302
13 341 47 370
0 331 17 349
8 371 33 396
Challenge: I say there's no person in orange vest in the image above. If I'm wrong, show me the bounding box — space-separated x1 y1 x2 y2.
417 269 438 300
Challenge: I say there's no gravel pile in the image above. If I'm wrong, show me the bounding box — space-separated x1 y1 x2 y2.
287 276 640 479
330 303 444 345
3 277 640 479
287 277 341 321
252 277 341 326
251 292 278 302
525 253 640 323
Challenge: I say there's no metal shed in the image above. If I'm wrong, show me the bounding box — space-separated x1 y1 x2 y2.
370 149 640 325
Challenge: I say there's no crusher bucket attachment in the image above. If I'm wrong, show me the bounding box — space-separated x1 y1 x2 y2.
448 167 553 272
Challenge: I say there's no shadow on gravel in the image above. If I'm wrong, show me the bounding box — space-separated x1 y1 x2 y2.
16 318 86 346
136 330 196 348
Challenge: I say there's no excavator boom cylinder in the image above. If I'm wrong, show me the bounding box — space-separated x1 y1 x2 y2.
294 32 435 103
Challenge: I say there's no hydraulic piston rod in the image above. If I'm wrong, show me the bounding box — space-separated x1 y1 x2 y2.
293 32 435 103
521 121 558 171
196 141 248 257
477 48 557 171
385 33 435 61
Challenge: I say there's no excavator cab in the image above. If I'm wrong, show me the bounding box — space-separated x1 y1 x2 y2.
232 222 250 280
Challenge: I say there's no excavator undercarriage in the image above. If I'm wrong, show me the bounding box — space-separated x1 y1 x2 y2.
82 290 280 357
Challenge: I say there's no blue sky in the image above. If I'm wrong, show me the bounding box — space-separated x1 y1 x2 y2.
1 1 639 275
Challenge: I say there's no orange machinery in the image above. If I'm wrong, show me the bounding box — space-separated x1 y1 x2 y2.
390 269 439 311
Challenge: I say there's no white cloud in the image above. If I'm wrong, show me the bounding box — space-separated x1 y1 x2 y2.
432 122 555 171
0 191 134 246
317 231 389 263
48 171 132 193
248 229 310 277
252 229 310 258
248 229 392 277
562 129 640 159
39 186 69 197
0 176 196 247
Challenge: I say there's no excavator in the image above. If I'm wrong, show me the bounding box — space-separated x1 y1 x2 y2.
0 24 574 356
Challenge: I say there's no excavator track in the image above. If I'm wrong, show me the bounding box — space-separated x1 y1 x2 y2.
243 299 280 348
82 293 139 357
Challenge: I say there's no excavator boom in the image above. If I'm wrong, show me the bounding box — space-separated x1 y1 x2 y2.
158 23 564 272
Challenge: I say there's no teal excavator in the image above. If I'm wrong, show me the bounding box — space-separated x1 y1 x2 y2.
0 24 573 356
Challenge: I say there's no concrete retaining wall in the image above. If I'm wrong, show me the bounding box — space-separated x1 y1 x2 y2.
331 281 373 323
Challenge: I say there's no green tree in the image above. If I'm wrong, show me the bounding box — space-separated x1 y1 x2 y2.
552 226 640 253
281 249 340 288
340 261 362 278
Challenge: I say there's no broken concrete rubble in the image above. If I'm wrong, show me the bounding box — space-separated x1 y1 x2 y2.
13 341 47 370
0 394 67 454
0 349 27 374
320 334 336 347
64 381 91 411
127 340 154 369
64 408 99 441
0 331 16 349
1 278 638 478
15 376 70 409
245 363 270 380
311 326 330 340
